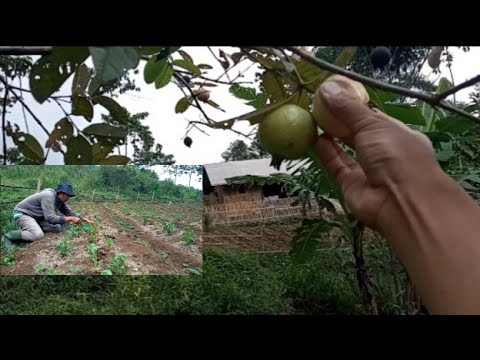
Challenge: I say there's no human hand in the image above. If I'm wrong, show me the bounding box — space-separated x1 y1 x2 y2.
314 78 439 231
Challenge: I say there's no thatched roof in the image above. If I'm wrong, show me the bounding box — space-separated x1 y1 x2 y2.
203 159 302 186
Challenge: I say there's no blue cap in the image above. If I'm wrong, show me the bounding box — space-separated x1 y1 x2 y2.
55 182 77 197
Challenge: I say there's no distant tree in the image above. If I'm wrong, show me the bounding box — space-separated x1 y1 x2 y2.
221 133 269 162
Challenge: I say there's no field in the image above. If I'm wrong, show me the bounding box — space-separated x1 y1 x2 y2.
1 201 202 275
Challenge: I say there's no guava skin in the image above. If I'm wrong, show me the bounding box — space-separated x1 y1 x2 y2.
258 104 318 160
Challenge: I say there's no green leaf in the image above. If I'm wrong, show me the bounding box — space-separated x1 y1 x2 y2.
88 76 101 96
247 94 268 110
154 61 174 89
230 52 244 64
16 133 44 163
229 84 257 100
82 224 93 232
437 77 453 94
92 144 114 163
98 155 131 165
366 87 400 112
156 47 181 60
295 89 311 111
291 218 333 264
139 47 163 55
197 64 213 69
172 59 201 77
101 270 113 275
72 95 94 121
92 96 128 125
436 141 454 162
71 64 91 95
89 47 140 83
30 47 89 103
64 135 92 164
144 57 167 84
175 97 191 113
383 104 426 126
46 118 74 148
250 53 284 70
435 116 477 134
423 131 452 143
82 123 127 139
262 71 287 103
178 50 193 63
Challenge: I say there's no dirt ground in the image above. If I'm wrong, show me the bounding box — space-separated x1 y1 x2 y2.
202 218 380 253
0 202 202 275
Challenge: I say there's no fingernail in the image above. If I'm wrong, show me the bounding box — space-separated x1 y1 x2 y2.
320 80 344 100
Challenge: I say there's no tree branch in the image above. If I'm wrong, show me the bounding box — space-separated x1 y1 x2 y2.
175 69 252 85
173 73 214 124
0 75 50 136
208 47 232 83
436 74 480 101
2 77 9 165
0 46 52 55
286 47 480 124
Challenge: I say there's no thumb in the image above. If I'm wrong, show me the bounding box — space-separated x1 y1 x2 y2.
319 78 379 135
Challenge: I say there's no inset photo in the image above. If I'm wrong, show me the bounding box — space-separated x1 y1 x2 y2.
0 165 202 275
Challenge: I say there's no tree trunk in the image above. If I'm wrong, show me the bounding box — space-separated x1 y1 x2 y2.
351 220 379 315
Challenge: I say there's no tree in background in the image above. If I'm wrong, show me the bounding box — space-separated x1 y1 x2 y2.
221 133 269 161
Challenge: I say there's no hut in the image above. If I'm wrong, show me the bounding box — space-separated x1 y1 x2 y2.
203 159 319 225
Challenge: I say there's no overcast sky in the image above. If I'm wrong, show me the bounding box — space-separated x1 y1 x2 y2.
2 46 480 174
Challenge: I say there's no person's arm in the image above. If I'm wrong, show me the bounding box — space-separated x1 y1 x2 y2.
40 195 68 224
378 162 480 314
315 78 480 314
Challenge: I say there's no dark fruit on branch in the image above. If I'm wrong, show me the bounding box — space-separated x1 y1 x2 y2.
370 47 391 69
184 136 192 148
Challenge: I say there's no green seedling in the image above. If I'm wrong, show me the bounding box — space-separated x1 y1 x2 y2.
109 254 129 275
182 228 196 245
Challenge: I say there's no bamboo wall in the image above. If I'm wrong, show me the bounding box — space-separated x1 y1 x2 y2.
204 196 320 225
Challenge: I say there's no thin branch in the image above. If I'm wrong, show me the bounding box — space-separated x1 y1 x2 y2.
188 120 251 140
173 73 213 124
175 69 252 85
448 65 456 105
53 98 81 134
0 75 50 136
280 49 305 87
18 77 29 133
436 74 480 101
208 47 232 83
401 49 430 102
2 77 9 165
0 46 52 55
286 47 480 124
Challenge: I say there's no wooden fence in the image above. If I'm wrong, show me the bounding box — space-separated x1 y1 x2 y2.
204 196 321 225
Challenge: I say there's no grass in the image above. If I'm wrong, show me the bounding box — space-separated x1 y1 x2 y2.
0 246 389 315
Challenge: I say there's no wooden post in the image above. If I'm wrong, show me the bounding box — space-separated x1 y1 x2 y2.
116 189 120 203
36 176 43 193
91 189 96 201
136 190 140 203
151 191 155 203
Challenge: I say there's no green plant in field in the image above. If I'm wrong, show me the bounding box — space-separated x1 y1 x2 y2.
162 221 177 235
105 239 114 247
182 228 196 245
109 254 129 275
142 215 151 225
34 264 60 275
0 256 16 266
101 269 113 275
86 243 99 267
56 239 74 257
175 214 184 221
